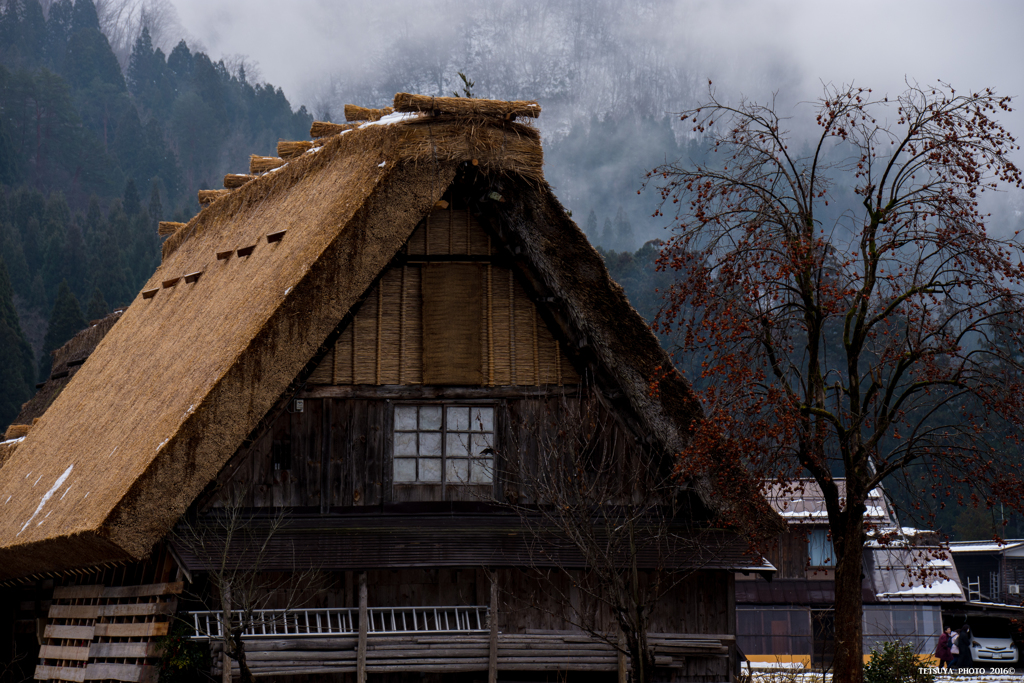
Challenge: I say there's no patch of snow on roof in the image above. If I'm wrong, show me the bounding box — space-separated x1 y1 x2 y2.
877 579 962 598
360 112 421 128
926 559 954 568
950 541 1024 553
156 439 168 452
378 161 386 167
0 436 26 445
18 465 73 536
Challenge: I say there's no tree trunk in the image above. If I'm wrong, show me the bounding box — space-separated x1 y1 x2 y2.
232 629 254 683
832 514 865 683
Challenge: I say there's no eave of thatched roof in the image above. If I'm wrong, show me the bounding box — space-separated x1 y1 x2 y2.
0 96 779 581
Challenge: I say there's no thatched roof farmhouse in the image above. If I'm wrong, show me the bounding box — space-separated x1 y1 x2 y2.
0 94 777 683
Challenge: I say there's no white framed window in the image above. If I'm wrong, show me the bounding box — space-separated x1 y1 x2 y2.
393 405 495 485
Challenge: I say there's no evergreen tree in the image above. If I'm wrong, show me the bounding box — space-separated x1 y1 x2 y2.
601 217 613 248
614 206 634 251
62 21 126 93
85 285 106 320
122 178 141 217
70 0 101 34
148 181 163 222
166 40 193 82
0 255 35 427
585 209 597 238
44 0 75 72
39 279 86 381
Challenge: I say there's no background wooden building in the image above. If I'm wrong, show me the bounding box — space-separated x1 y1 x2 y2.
0 95 777 683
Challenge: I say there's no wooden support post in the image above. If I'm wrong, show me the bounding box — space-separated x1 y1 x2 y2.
618 629 627 683
357 572 367 683
488 571 498 683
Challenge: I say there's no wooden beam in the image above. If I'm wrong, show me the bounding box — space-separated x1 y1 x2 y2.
93 622 168 638
298 384 580 400
34 664 86 682
618 630 627 683
357 572 367 683
488 572 498 683
52 584 104 599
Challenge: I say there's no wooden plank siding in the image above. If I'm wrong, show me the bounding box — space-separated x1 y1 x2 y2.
207 388 645 509
306 205 580 390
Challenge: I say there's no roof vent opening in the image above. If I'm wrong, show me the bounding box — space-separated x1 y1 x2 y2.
237 245 256 258
266 231 286 244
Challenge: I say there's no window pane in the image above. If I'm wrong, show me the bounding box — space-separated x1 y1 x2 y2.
446 432 471 456
419 406 442 430
395 406 418 431
394 432 418 456
470 407 494 432
808 529 834 566
447 458 469 483
447 406 470 431
419 458 442 482
470 458 493 483
470 433 493 455
420 432 442 456
394 458 417 482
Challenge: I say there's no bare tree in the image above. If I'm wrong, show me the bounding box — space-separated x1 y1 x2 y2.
649 81 1024 683
499 390 738 683
94 0 182 66
173 491 327 683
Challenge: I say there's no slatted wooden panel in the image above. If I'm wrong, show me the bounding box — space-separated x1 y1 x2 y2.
309 260 578 387
35 583 182 683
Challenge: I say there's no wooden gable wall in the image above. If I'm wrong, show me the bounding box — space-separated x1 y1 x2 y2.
306 202 579 387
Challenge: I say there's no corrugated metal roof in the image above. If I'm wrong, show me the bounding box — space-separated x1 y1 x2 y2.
763 480 893 526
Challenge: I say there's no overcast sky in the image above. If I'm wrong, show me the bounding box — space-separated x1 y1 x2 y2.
168 0 1024 116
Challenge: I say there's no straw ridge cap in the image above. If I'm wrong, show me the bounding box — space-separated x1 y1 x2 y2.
394 92 541 119
162 100 544 263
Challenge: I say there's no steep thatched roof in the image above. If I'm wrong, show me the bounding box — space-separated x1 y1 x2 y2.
0 95 779 581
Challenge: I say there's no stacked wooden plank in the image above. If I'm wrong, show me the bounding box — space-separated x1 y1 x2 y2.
35 582 182 683
212 631 731 677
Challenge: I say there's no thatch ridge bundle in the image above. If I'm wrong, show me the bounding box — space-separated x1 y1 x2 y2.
224 174 255 189
250 155 286 174
344 104 393 122
198 189 231 205
310 121 358 138
157 221 185 236
394 93 541 119
277 140 315 159
4 424 30 440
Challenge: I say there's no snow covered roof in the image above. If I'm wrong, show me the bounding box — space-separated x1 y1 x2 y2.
764 480 894 526
868 546 965 603
949 540 1024 555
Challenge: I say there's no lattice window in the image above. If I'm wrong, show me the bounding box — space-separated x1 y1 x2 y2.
393 405 494 485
